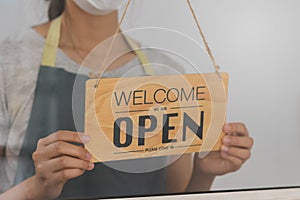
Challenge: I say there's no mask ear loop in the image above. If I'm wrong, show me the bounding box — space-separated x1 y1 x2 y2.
94 0 132 88
186 0 222 80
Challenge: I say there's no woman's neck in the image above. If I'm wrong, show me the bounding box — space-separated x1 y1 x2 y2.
33 0 136 69
61 0 119 53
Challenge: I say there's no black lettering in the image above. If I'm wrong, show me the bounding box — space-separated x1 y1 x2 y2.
181 87 195 102
162 113 178 143
138 115 157 146
114 117 133 148
167 88 179 103
133 90 143 105
182 111 204 141
144 90 153 105
154 89 166 104
196 87 205 101
114 91 132 106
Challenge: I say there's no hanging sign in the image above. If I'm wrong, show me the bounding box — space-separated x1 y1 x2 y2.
85 73 228 163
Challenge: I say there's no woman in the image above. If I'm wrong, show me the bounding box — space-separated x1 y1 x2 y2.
0 0 254 199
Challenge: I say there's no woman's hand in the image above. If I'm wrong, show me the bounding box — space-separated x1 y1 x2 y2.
169 123 254 193
28 131 94 200
194 123 254 176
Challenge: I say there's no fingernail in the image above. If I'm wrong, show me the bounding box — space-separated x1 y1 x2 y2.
81 135 90 144
86 153 92 160
221 145 229 152
222 152 229 158
88 162 94 170
224 124 232 133
223 136 231 145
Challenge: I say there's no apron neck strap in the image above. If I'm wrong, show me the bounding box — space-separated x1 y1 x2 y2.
123 36 154 76
41 15 153 75
41 16 62 67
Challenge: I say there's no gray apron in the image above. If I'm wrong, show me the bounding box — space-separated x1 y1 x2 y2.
14 16 165 199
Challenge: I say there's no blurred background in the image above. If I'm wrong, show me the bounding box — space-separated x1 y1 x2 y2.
1 0 300 192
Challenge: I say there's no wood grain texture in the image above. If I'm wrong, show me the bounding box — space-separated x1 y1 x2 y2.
85 73 228 163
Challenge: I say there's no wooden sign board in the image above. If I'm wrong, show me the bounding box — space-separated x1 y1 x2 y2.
85 73 228 163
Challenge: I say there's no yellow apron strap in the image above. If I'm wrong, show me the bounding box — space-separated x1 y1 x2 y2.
41 15 153 75
41 16 62 67
124 36 155 76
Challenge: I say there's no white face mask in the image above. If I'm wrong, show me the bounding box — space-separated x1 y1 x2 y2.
73 0 126 16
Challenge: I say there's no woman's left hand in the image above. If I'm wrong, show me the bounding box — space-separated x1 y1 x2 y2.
194 123 254 176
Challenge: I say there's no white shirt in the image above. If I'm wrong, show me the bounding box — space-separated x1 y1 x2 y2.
0 28 185 192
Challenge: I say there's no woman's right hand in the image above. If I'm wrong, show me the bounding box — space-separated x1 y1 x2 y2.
29 131 94 200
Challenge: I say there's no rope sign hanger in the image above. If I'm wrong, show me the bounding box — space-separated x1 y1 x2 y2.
94 0 222 88
186 0 222 79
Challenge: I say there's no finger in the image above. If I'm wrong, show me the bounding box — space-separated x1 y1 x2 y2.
53 169 85 183
38 131 90 147
39 141 92 161
221 151 243 172
221 145 251 161
38 156 94 173
224 123 249 136
223 135 254 149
